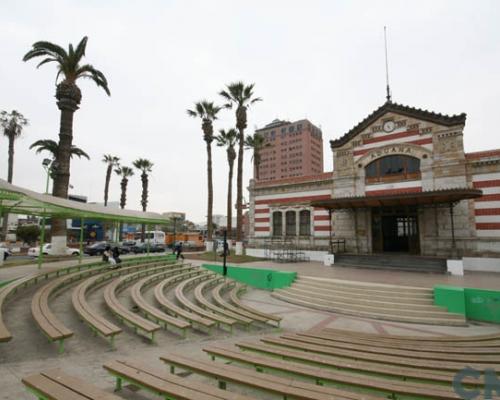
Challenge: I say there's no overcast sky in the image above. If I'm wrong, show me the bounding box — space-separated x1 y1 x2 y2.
2 0 499 222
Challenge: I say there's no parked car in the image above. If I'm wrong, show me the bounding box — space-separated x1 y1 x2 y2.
83 242 108 256
121 241 136 253
130 242 165 254
84 242 130 256
28 244 80 257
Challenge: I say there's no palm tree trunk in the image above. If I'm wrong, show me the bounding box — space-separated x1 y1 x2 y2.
104 165 112 206
1 136 15 239
227 159 234 239
140 173 148 242
119 177 128 241
236 128 244 241
51 97 79 250
206 140 213 241
7 135 14 183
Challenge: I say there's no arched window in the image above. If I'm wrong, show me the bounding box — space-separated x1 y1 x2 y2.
365 155 420 183
285 211 296 236
272 211 282 237
299 210 311 236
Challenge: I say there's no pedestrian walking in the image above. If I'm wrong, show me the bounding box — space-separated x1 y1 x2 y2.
112 246 122 267
176 241 184 260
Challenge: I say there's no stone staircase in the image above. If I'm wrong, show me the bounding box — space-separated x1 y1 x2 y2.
271 276 467 326
334 254 447 273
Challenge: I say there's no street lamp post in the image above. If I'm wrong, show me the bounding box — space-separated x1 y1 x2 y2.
172 217 177 255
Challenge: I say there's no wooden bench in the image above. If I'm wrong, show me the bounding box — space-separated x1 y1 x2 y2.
160 353 385 400
233 341 488 387
212 281 271 324
102 265 184 342
299 330 500 355
31 265 114 353
229 283 282 327
0 262 108 342
194 278 253 328
175 274 237 332
1 256 174 344
22 369 120 400
203 345 478 399
255 337 499 372
103 358 256 400
130 267 195 337
73 260 180 345
277 332 500 364
154 269 217 333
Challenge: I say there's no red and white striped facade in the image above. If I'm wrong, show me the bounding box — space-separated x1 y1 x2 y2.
248 102 500 257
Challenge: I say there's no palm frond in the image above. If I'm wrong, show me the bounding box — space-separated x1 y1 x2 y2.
70 145 90 160
74 36 88 60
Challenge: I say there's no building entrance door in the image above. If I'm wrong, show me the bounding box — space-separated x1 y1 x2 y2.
372 207 420 254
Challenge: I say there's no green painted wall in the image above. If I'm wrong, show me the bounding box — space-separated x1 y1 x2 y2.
434 285 500 324
464 288 500 323
434 285 465 314
202 264 296 290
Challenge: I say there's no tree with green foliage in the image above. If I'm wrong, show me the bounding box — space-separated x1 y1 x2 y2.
219 82 261 242
16 225 40 245
115 165 134 240
1 110 29 240
133 158 153 242
187 101 222 243
30 139 90 161
23 36 110 251
244 132 270 180
102 154 120 206
216 128 238 239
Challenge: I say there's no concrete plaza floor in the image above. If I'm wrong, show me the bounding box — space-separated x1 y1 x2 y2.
1 256 499 399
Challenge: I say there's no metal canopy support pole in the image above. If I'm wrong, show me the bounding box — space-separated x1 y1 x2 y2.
328 209 333 254
79 218 84 264
37 214 46 269
449 202 457 258
146 224 150 257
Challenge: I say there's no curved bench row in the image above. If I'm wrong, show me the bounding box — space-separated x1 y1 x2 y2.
130 267 197 337
175 273 237 332
103 263 190 342
155 269 217 333
0 255 174 343
193 327 500 400
72 260 181 346
30 257 175 352
194 278 253 328
230 283 281 327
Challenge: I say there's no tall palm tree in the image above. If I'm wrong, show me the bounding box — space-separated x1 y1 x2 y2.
133 158 153 242
244 133 270 180
23 36 110 252
102 155 120 206
187 101 222 243
215 128 238 239
1 110 29 183
1 110 28 240
115 166 134 241
219 82 261 243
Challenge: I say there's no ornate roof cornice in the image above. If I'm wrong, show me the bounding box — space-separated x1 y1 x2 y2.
330 101 466 149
